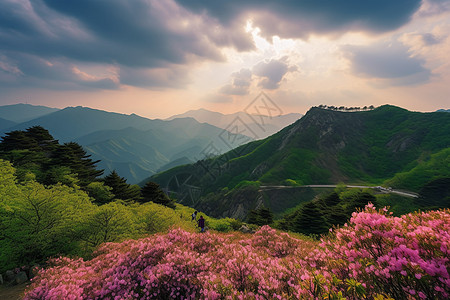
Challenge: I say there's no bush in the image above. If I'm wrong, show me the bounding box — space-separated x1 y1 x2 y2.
24 206 450 299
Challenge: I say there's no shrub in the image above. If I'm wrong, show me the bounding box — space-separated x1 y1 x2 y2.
24 206 450 299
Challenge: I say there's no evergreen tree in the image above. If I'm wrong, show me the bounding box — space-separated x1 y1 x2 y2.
247 209 259 225
258 207 273 225
53 142 103 187
25 126 59 152
294 201 328 235
246 207 273 226
141 181 175 209
346 192 376 214
326 206 348 227
103 171 141 203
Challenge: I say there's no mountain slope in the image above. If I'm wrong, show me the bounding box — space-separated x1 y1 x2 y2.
167 108 302 139
0 118 16 131
1 106 253 183
151 105 450 218
0 103 59 123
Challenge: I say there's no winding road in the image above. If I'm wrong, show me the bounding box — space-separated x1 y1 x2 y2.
259 184 419 198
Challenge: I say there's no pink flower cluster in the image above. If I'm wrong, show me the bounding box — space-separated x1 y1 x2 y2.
24 206 449 299
321 204 450 299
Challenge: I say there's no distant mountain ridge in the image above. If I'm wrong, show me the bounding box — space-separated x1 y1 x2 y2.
0 103 59 123
151 105 450 218
0 105 252 184
167 108 303 139
0 118 16 131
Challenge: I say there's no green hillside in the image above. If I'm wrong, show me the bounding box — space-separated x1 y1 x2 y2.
151 105 450 218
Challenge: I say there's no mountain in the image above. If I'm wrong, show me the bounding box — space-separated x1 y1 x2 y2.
0 118 16 131
437 109 450 113
0 103 59 123
151 105 450 218
167 108 302 139
1 106 253 184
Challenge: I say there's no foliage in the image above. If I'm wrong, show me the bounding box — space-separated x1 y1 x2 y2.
0 126 104 187
385 148 450 192
0 160 238 273
24 206 450 299
0 174 92 271
418 177 450 209
103 170 141 203
85 181 114 204
247 207 273 226
277 189 376 235
141 181 176 208
151 105 450 218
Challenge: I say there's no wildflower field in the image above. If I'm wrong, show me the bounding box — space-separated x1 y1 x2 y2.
24 205 449 299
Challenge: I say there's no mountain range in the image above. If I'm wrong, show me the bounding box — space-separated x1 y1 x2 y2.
0 103 59 124
167 108 302 139
150 105 450 218
0 104 300 183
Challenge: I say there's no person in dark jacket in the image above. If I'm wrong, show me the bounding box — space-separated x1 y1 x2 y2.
197 215 205 232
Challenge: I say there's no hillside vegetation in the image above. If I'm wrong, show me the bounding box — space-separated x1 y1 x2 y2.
24 206 450 299
0 127 242 274
151 105 450 218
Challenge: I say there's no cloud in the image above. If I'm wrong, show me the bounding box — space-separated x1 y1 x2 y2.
176 0 422 39
0 0 252 91
219 68 252 95
252 57 297 89
342 41 431 86
416 0 450 17
0 53 120 90
218 57 297 96
0 0 429 93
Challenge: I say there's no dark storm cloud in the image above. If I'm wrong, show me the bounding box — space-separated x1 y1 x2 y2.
343 41 431 86
0 0 426 91
176 0 423 39
0 0 251 90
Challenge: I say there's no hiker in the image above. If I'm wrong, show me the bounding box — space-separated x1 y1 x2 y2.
197 215 205 232
191 211 198 221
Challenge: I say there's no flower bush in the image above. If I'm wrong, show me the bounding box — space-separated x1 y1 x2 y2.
24 205 449 299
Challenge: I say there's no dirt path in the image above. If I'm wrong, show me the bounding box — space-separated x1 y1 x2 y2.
0 283 28 300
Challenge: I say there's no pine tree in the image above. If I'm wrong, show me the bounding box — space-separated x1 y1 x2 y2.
141 181 175 209
247 209 259 225
258 207 273 225
294 201 328 235
246 207 273 226
346 192 376 214
103 171 141 203
53 142 103 187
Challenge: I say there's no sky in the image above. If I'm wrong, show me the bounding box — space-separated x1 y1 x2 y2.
0 0 449 119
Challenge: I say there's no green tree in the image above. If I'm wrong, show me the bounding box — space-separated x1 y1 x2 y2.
141 181 175 208
344 191 376 214
78 202 135 247
52 142 103 187
247 209 260 225
246 207 273 226
294 201 328 235
0 177 92 271
103 170 141 203
86 181 114 204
